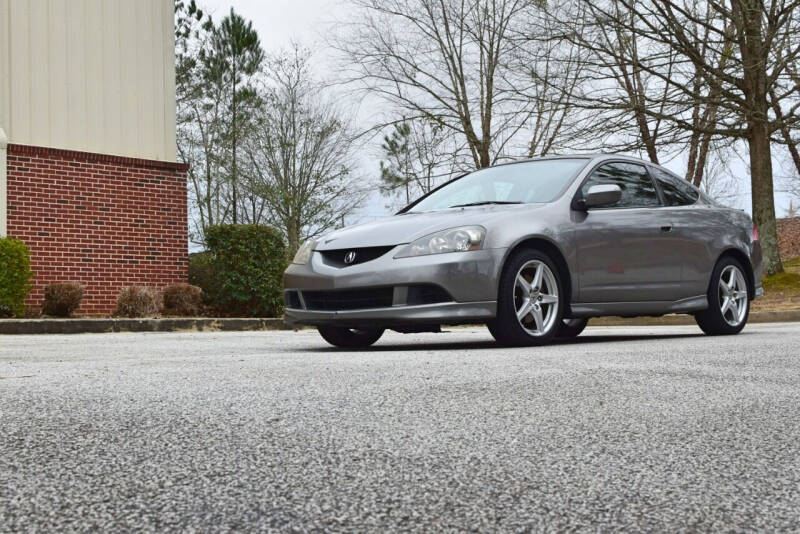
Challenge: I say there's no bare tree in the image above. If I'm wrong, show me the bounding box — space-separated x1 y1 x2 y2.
509 13 593 157
338 0 545 169
785 199 798 218
379 118 454 206
536 1 683 161
770 54 800 183
698 144 744 205
557 0 800 275
245 46 367 255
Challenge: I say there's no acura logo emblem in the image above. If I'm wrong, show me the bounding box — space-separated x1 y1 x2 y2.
344 251 357 264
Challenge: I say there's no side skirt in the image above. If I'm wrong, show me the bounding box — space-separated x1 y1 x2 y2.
568 295 708 318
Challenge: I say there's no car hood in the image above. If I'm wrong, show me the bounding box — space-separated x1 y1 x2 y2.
315 204 544 250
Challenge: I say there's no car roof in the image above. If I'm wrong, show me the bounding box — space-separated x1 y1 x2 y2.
493 153 688 178
498 153 653 166
492 154 704 193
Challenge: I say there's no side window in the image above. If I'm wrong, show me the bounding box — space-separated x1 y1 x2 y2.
651 168 699 206
580 162 660 208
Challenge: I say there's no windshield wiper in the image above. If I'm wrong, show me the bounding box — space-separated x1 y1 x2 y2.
448 201 523 208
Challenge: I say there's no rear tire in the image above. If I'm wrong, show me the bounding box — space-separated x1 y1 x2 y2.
317 326 384 348
556 318 588 338
694 256 750 335
487 248 565 346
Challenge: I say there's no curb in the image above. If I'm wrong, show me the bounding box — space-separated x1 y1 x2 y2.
0 317 290 335
0 311 798 335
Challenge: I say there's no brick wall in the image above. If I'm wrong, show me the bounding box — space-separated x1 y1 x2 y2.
6 144 188 316
778 217 800 260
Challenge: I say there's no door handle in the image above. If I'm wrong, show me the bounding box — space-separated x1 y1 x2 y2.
660 225 673 233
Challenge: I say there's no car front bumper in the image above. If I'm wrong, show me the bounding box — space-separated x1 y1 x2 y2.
283 247 506 327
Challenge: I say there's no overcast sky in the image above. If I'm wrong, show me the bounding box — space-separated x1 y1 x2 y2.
199 0 795 218
201 0 334 49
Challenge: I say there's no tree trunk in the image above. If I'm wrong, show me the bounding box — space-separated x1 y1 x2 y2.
231 67 238 225
692 131 713 187
286 219 299 259
748 119 783 275
737 0 782 275
478 141 491 169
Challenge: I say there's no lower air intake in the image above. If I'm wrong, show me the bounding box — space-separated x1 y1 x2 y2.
301 287 395 311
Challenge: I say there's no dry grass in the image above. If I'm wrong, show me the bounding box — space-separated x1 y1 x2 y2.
752 256 800 312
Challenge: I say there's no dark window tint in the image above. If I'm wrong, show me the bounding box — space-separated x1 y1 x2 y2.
651 168 699 206
580 162 660 208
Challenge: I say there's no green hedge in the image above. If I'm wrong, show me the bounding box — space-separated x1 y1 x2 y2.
0 238 34 318
201 225 287 317
188 251 220 304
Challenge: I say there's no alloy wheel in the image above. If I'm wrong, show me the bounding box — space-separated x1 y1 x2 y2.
514 260 559 336
718 265 748 327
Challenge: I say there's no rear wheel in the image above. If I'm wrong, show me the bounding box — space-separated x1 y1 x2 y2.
556 318 588 339
694 257 750 335
487 249 564 346
317 326 384 348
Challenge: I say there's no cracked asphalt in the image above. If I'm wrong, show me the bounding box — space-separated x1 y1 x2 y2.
1 323 799 532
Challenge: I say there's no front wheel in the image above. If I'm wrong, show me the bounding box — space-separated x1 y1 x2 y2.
317 326 384 348
556 318 588 339
694 257 750 335
487 248 565 346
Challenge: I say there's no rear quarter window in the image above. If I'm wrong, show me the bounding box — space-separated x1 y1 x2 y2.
651 168 699 206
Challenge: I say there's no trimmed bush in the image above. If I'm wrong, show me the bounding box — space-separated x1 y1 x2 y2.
204 224 287 317
114 286 160 318
42 282 85 317
162 283 203 316
0 238 34 318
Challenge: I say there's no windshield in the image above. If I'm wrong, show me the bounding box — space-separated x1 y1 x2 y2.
406 159 589 213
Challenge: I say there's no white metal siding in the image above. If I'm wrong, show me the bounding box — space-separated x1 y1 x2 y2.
0 0 176 162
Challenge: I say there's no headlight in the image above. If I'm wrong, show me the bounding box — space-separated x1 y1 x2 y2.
292 240 317 264
394 226 485 258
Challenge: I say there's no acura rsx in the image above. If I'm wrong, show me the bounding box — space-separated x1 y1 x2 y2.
283 154 762 347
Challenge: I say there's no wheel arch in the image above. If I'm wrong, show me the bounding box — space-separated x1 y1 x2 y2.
716 247 756 299
502 236 573 309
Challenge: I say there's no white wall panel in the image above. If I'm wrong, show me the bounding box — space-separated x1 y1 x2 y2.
0 0 176 161
0 0 9 132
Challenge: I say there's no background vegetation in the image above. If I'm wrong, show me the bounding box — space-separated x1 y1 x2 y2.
201 224 287 317
176 0 800 277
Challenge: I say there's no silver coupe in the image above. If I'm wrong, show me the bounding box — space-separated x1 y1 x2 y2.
284 154 763 347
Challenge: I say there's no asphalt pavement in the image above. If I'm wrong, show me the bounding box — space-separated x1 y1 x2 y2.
2 323 799 531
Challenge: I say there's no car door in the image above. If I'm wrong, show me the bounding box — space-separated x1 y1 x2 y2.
573 161 683 302
648 166 711 298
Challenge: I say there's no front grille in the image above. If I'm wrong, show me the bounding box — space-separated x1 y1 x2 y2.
319 246 395 267
301 287 394 311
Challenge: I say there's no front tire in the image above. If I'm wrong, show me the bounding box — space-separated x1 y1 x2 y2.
694 256 750 335
317 326 384 348
556 318 588 339
487 248 565 346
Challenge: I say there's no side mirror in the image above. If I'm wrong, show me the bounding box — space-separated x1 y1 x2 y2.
581 184 622 209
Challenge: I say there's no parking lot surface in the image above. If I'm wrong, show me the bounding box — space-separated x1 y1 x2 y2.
2 323 799 531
